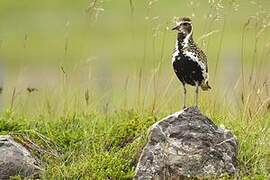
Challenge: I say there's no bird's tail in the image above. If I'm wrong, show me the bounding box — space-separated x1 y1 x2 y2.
201 81 211 91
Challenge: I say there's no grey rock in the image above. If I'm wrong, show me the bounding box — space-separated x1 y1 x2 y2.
134 107 238 179
0 135 41 179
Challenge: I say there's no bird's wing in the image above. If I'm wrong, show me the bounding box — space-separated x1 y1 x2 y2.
196 47 208 73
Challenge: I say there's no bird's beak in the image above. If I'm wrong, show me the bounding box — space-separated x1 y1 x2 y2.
171 25 178 31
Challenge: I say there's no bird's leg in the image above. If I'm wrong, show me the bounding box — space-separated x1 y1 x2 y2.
195 82 199 107
183 84 187 109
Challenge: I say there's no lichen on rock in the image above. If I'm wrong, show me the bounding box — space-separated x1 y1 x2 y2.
134 107 238 179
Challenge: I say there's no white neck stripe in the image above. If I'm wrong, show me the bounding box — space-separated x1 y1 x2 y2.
182 31 192 48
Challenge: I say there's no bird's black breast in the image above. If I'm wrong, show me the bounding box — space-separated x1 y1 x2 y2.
173 53 204 86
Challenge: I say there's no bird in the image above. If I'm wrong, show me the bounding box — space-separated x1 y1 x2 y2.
171 17 211 108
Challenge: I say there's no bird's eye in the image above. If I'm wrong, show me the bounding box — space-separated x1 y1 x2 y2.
182 23 189 26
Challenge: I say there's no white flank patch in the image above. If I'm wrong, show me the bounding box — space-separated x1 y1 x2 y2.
183 51 207 80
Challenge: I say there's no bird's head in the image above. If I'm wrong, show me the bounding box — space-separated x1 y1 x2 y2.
172 17 193 35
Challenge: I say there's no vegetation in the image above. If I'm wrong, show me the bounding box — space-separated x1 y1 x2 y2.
0 0 269 179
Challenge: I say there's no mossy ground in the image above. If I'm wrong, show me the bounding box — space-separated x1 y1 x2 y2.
1 107 269 179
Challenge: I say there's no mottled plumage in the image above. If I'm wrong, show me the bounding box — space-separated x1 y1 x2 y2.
172 17 211 108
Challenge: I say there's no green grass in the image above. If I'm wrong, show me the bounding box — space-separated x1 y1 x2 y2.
0 0 270 179
1 107 269 179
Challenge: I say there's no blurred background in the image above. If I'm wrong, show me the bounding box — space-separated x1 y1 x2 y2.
0 0 269 115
